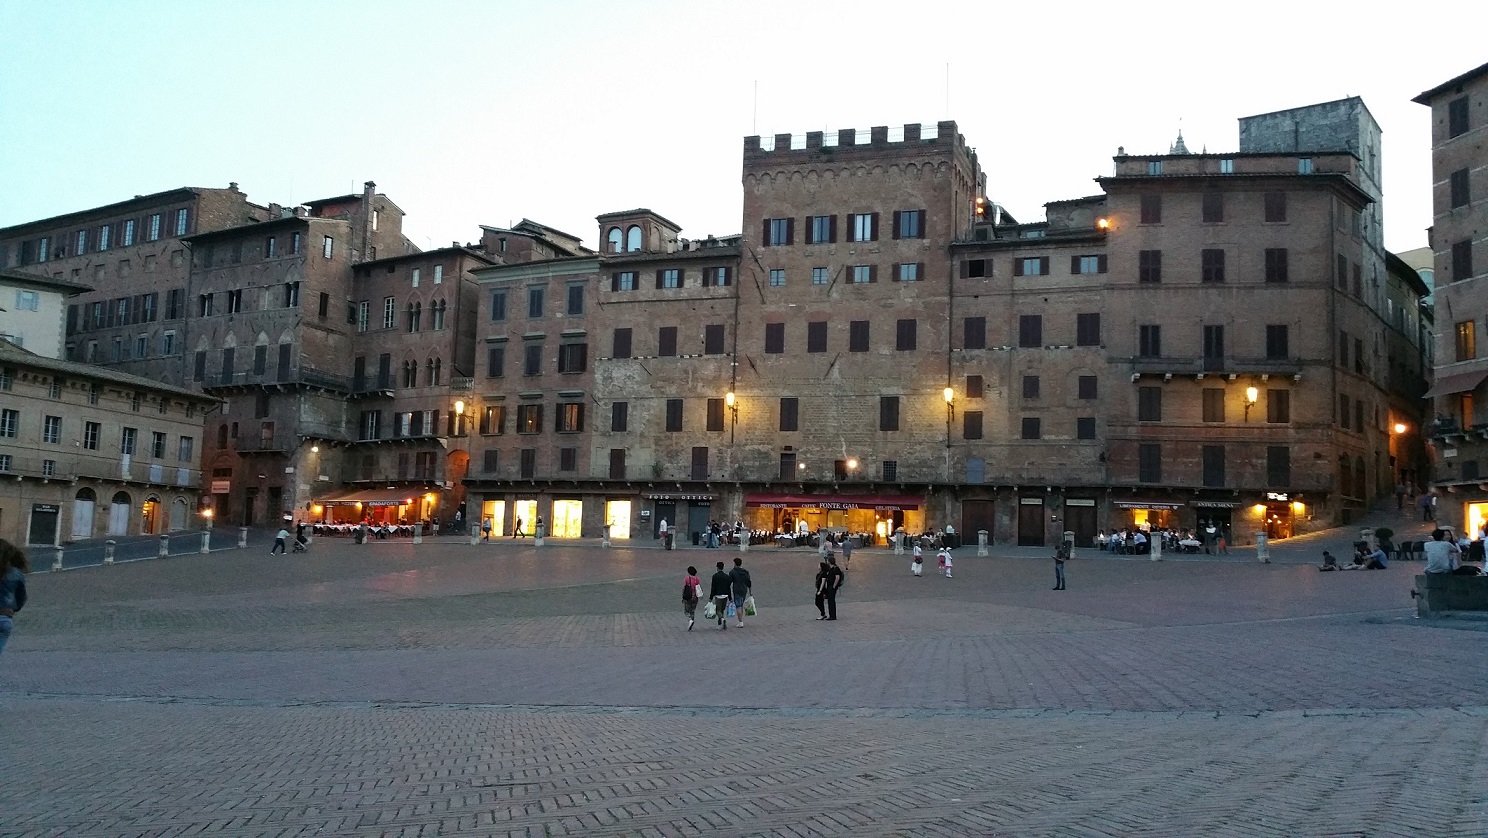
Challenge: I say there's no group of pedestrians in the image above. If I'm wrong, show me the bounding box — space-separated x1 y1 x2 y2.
682 558 753 630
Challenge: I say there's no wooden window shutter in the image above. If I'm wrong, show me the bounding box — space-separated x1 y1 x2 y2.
763 219 772 245
1040 257 1049 274
655 270 665 289
610 273 619 292
917 262 925 278
870 212 880 241
829 215 838 243
1098 255 1108 273
1013 259 1025 277
869 265 878 283
918 209 927 238
1070 255 1081 274
892 211 902 240
786 218 795 245
724 267 733 284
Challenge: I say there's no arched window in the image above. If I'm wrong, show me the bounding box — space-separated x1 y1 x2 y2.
432 299 446 330
402 360 417 388
625 225 642 253
427 357 442 386
606 227 623 254
217 423 228 448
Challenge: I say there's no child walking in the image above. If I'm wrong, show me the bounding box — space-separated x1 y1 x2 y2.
938 547 953 578
682 565 702 630
911 551 923 576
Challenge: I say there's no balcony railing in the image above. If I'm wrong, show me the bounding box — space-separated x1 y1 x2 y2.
202 367 352 392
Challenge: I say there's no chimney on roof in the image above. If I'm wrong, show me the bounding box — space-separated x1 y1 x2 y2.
229 182 239 191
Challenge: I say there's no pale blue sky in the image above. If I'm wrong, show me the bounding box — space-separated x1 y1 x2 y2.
1 0 1481 253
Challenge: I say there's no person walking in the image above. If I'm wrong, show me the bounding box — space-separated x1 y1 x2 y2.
659 518 671 550
682 565 702 630
271 526 290 555
481 517 492 542
911 550 924 576
840 534 854 571
938 547 954 578
728 557 752 627
0 539 30 656
814 560 831 619
512 516 525 538
708 561 733 630
822 556 844 620
1053 543 1069 590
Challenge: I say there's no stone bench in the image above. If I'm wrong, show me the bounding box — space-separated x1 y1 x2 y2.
1413 573 1488 618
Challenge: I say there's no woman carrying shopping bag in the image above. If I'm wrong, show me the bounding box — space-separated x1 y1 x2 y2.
708 561 733 630
682 565 702 631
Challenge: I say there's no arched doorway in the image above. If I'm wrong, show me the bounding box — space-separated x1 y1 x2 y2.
170 497 189 532
141 494 161 534
72 487 97 540
107 491 132 536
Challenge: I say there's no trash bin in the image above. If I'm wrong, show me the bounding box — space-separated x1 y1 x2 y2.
692 531 701 546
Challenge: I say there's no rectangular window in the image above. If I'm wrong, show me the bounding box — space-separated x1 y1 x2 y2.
764 322 785 354
811 266 829 285
963 317 986 350
151 431 167 459
1076 313 1101 346
612 271 637 291
963 410 984 440
1449 96 1470 138
849 212 878 242
289 231 301 254
706 398 725 432
895 318 917 351
486 345 504 378
1138 249 1162 283
1077 375 1097 400
1018 314 1042 348
264 236 277 259
611 401 628 432
658 326 677 357
15 289 39 311
321 236 334 259
519 449 536 478
778 451 797 480
1264 248 1289 283
283 282 300 308
1138 386 1163 422
1338 394 1351 429
1456 320 1477 361
120 426 138 455
1140 194 1162 224
1297 158 1314 174
1337 254 1349 289
690 447 709 481
516 404 542 434
1021 417 1041 439
1139 443 1162 483
98 224 112 251
490 291 507 321
894 262 922 282
807 215 835 244
523 343 543 376
557 447 577 472
703 267 732 287
1071 255 1107 275
1451 168 1470 209
83 421 100 450
433 265 443 284
704 324 726 355
654 268 680 289
178 436 194 462
1201 248 1225 283
1022 375 1040 399
966 374 984 398
566 284 584 315
1354 337 1364 374
1147 160 1163 175
479 405 505 435
612 328 632 358
1201 192 1224 223
482 449 500 473
556 402 584 433
1267 389 1290 424
1267 446 1291 487
665 398 683 432
253 345 267 375
893 209 925 239
1076 417 1096 439
848 320 870 352
962 258 989 278
527 287 544 318
0 409 15 438
147 213 162 241
1202 445 1226 487
607 448 626 479
1219 158 1234 174
1266 325 1289 360
1264 192 1287 222
1013 256 1049 276
1453 239 1473 281
557 342 587 373
43 414 62 444
120 220 136 246
779 397 799 432
410 268 422 288
382 296 396 329
765 218 791 246
317 292 329 319
75 229 88 255
1202 388 1226 423
879 396 900 432
174 208 189 236
355 300 369 332
807 321 827 353
851 265 875 284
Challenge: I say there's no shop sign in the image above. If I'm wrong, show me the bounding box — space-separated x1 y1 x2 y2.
1266 492 1290 502
1066 498 1096 507
210 479 232 493
31 503 60 513
1114 501 1184 510
1191 501 1237 508
1019 497 1044 505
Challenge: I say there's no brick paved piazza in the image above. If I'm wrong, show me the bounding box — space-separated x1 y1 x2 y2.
3 540 1486 837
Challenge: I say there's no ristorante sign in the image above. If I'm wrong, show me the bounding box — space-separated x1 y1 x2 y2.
743 494 921 511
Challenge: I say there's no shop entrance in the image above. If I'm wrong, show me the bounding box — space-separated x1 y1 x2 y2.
1194 509 1234 543
1263 502 1294 539
108 491 132 536
551 499 583 538
141 495 160 534
513 499 537 536
71 488 96 540
480 499 505 538
604 500 632 540
653 502 676 538
687 503 711 546
1017 497 1046 546
1064 499 1097 545
28 503 59 545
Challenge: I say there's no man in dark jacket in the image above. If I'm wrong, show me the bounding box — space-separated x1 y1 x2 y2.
822 556 844 620
729 557 753 627
708 561 733 630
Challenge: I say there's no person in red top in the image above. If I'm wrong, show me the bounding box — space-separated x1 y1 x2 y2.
682 565 702 631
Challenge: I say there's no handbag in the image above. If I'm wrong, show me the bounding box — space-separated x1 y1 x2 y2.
744 595 757 617
693 583 703 599
703 600 717 619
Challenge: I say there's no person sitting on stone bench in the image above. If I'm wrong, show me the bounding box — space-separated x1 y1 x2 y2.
1423 528 1481 575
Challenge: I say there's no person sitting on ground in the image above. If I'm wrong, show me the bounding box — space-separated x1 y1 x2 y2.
1318 550 1340 571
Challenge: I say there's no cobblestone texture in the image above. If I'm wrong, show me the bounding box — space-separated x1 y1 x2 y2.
3 541 1485 836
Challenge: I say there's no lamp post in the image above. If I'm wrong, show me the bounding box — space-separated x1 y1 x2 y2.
1243 386 1259 421
725 391 737 444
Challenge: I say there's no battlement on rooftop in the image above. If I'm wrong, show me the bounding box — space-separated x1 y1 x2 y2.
743 121 973 165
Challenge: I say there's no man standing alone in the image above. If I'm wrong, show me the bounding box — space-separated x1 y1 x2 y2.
822 556 844 621
729 557 752 628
